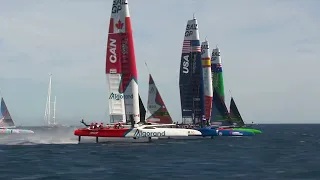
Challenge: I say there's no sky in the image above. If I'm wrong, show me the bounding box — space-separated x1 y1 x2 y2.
0 0 320 126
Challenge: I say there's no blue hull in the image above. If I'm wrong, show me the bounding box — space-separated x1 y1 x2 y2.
216 129 254 136
193 128 218 137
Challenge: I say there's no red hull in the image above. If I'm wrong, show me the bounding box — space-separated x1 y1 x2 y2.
74 128 131 137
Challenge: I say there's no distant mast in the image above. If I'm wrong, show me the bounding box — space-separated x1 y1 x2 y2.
179 15 205 125
44 74 58 126
53 96 56 125
211 46 225 101
105 0 140 124
201 39 213 121
44 74 52 125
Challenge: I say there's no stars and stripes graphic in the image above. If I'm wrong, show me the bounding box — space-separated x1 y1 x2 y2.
192 45 201 52
182 40 191 53
182 40 201 53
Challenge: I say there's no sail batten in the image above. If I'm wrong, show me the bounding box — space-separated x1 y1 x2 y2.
179 17 205 124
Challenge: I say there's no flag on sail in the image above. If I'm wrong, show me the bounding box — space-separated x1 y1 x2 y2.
182 40 201 53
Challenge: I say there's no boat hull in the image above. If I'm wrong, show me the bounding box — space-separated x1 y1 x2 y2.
193 127 217 137
74 126 202 142
0 128 34 134
216 129 254 136
156 128 217 139
232 127 262 134
74 128 130 137
78 136 153 143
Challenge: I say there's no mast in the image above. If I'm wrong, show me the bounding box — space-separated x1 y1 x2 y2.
47 74 52 125
201 39 213 122
106 0 140 124
44 94 49 124
53 96 56 125
44 73 54 125
179 15 204 125
211 46 225 101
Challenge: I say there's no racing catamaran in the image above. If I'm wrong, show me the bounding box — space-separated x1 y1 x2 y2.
0 97 34 134
209 47 254 136
74 0 202 143
210 46 260 134
177 16 217 138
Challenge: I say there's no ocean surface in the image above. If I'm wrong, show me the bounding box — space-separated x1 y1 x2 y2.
0 124 319 180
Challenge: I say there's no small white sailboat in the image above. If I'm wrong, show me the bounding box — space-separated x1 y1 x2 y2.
0 95 34 134
44 74 59 127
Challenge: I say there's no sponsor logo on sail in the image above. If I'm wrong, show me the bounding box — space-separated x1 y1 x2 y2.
109 93 133 100
112 0 127 14
109 38 117 63
185 23 198 37
231 131 243 136
182 55 189 74
133 129 166 137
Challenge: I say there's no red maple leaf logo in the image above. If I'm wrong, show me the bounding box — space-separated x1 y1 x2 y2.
115 19 124 29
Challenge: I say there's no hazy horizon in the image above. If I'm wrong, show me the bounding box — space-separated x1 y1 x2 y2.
1 0 320 126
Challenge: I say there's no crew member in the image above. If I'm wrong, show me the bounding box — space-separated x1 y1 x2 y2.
80 119 89 127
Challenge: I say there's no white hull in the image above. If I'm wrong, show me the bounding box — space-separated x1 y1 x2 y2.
124 126 202 138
